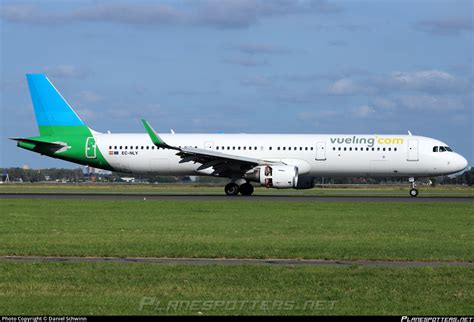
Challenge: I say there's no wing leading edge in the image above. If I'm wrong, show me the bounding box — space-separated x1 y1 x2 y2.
141 119 280 177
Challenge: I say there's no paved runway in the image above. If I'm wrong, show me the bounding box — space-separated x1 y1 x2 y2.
0 193 472 202
1 255 472 267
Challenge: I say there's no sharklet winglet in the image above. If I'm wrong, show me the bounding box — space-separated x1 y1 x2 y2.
141 119 179 150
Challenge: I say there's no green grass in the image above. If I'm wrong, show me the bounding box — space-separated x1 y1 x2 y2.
1 199 473 261
1 183 473 196
0 262 472 315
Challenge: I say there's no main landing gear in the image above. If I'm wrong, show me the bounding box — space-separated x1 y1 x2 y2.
224 182 254 196
409 177 419 197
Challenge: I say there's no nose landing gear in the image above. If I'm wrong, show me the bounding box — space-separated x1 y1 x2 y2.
409 177 418 197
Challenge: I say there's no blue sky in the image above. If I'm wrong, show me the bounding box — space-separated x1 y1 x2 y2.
1 0 472 168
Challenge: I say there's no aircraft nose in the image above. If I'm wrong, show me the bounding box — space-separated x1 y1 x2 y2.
453 154 468 172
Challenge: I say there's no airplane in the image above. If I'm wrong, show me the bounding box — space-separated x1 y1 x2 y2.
11 74 468 197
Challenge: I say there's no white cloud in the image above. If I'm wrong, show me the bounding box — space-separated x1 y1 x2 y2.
77 90 104 103
241 75 271 87
0 1 342 29
382 70 466 93
234 42 290 55
415 17 473 35
44 65 85 79
352 105 375 118
397 95 465 111
223 57 268 67
327 78 364 95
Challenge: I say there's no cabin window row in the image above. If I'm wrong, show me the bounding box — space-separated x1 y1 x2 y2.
332 146 398 152
109 145 198 150
215 146 315 151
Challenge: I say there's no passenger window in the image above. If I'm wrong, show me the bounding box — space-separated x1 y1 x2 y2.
119 146 122 150
394 148 397 152
269 147 272 150
305 147 308 151
277 147 280 151
344 147 347 151
333 147 336 151
114 146 117 149
349 147 352 151
372 148 375 151
383 147 386 151
355 147 358 151
109 146 112 149
146 146 149 150
310 147 314 151
254 147 257 150
289 147 292 151
283 147 286 150
388 147 391 151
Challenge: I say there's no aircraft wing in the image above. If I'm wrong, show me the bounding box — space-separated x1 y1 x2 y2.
142 119 280 177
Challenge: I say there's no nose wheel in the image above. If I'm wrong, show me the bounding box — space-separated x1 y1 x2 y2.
409 177 418 197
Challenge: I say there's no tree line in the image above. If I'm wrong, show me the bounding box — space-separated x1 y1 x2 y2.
1 167 472 185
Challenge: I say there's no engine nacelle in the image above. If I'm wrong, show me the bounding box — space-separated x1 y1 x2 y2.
245 165 299 189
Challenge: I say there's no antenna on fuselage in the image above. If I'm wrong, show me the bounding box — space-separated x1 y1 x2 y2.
408 130 413 136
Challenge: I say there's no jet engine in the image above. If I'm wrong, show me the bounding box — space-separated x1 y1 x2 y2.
245 165 299 189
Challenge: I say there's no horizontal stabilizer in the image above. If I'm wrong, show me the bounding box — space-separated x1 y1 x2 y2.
9 137 67 150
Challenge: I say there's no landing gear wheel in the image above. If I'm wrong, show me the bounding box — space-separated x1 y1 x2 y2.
408 177 418 197
409 188 419 197
239 183 254 196
225 183 240 196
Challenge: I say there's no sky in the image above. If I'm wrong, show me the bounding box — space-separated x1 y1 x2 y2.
0 0 473 169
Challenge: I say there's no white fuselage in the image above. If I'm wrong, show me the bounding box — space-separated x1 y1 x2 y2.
94 133 467 178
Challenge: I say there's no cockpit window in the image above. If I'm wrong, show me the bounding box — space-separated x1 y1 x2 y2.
434 146 453 152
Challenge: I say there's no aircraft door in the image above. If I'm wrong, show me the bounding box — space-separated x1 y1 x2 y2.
407 139 419 161
316 142 327 161
86 137 97 159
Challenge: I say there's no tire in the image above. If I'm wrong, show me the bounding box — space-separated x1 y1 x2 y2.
225 183 240 196
239 183 254 196
409 188 419 197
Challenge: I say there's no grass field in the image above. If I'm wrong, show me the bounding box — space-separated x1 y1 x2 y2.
0 262 472 315
1 199 473 261
1 195 473 315
1 183 473 196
